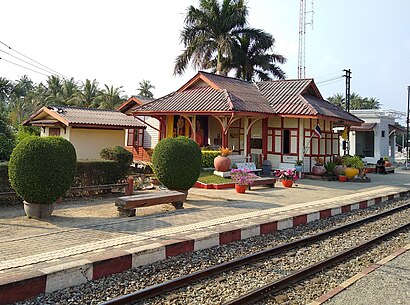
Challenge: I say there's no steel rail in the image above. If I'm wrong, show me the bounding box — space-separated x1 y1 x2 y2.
99 202 410 305
225 221 410 305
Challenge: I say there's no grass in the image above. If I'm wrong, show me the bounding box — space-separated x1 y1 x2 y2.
197 171 232 184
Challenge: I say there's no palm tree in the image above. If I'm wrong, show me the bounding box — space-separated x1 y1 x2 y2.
327 93 345 109
100 85 124 110
45 75 64 105
76 79 102 108
62 78 80 106
138 80 155 98
0 77 13 112
174 0 256 75
8 75 34 125
228 31 286 81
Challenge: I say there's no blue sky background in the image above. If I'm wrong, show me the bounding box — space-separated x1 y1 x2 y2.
1 0 409 117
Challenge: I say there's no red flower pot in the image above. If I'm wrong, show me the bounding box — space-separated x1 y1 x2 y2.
281 180 293 188
235 184 247 193
214 156 231 172
338 175 347 182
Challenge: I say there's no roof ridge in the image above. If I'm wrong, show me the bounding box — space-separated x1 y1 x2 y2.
198 71 253 84
48 105 118 113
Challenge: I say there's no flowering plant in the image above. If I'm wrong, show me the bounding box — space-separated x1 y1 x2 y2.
274 168 299 181
230 168 258 185
219 147 232 156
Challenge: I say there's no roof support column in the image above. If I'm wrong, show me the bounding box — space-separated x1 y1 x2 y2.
243 118 249 158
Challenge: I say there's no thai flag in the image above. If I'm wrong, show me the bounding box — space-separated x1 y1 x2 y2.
314 124 322 138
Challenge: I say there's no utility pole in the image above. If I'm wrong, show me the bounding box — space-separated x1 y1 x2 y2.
343 69 352 155
406 86 410 169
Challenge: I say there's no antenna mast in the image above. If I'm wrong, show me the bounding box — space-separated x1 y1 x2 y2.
298 0 314 79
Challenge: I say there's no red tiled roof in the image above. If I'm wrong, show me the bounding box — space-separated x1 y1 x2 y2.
24 106 144 128
135 74 275 114
257 79 362 123
133 72 362 124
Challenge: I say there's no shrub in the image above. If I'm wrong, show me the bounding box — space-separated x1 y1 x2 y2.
8 137 77 204
201 151 220 168
15 125 40 145
342 155 364 170
0 113 15 162
73 160 128 186
100 146 133 165
0 162 12 192
324 161 336 175
152 136 201 190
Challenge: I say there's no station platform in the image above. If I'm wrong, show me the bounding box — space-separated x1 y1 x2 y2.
1 170 410 304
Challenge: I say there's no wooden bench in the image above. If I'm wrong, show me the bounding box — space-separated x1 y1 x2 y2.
115 190 187 217
235 162 262 176
248 177 276 190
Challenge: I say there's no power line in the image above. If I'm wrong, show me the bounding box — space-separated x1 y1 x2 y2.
0 48 56 76
0 57 50 77
0 40 68 79
316 76 343 85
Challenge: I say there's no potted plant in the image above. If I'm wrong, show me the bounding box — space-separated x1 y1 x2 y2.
294 160 303 172
274 168 299 187
342 155 364 179
333 156 346 177
338 169 347 182
312 157 326 176
8 136 77 219
384 156 392 167
324 161 336 176
230 168 258 193
214 147 232 172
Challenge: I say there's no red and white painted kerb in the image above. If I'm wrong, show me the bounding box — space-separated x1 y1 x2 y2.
0 190 407 305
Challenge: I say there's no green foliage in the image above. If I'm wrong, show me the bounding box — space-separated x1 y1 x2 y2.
0 113 15 162
324 161 336 175
197 171 232 184
342 155 364 170
100 146 132 165
152 136 202 190
0 163 12 192
73 160 128 186
15 125 40 145
201 150 220 168
8 136 77 204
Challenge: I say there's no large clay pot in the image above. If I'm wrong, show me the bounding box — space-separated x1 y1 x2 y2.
333 165 346 177
312 165 326 176
24 201 54 219
235 184 247 193
214 156 231 172
345 167 359 179
281 180 294 188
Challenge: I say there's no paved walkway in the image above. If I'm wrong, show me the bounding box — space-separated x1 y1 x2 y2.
1 170 410 304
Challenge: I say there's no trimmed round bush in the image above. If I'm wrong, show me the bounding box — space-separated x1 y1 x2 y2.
8 136 77 204
100 146 133 165
152 136 201 190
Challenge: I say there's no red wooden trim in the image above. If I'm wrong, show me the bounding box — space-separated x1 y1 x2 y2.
262 118 268 159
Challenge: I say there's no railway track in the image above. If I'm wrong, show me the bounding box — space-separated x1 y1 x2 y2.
100 202 410 305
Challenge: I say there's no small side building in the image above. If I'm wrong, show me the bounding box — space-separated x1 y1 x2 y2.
23 105 145 160
349 109 405 164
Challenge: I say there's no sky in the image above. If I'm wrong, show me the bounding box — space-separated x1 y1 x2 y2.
1 0 410 119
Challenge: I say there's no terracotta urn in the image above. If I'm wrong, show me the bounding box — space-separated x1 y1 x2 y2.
345 167 359 179
214 156 231 172
235 184 247 193
312 165 326 176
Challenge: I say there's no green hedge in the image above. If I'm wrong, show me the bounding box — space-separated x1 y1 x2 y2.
73 160 129 187
201 151 219 168
0 163 12 192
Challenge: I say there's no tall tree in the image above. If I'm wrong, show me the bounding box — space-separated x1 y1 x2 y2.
0 111 15 161
9 75 34 125
327 92 381 110
100 85 124 110
76 79 101 108
174 0 256 75
138 80 155 98
44 75 64 105
62 78 80 106
228 31 286 81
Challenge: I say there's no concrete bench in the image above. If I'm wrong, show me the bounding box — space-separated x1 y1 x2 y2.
235 162 262 176
115 190 187 217
248 177 276 190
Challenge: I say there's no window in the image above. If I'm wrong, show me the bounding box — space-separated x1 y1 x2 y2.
127 129 134 146
283 130 290 154
135 128 144 147
49 128 60 136
381 130 385 137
